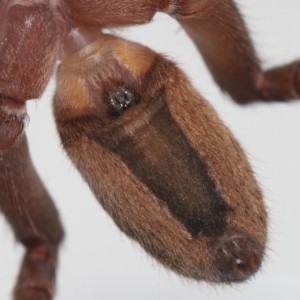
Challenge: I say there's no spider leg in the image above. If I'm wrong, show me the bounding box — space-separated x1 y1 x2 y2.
56 0 161 27
0 1 63 101
163 0 300 103
0 104 63 300
0 3 65 297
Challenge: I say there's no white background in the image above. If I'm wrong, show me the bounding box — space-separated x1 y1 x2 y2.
1 0 300 299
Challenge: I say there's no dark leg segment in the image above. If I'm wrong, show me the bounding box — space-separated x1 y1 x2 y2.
0 1 63 101
162 0 300 103
58 0 159 27
0 105 63 300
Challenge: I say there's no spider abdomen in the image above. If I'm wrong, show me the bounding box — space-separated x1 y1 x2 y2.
54 33 267 283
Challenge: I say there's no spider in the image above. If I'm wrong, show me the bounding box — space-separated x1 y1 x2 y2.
0 0 299 299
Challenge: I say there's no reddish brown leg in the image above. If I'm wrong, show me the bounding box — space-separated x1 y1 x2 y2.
0 1 63 101
160 0 300 103
58 0 161 27
0 2 64 297
0 102 63 300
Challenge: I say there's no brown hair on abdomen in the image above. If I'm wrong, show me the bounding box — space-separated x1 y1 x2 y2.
54 35 267 283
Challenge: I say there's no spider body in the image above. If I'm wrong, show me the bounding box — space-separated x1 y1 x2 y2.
54 34 266 283
0 0 299 299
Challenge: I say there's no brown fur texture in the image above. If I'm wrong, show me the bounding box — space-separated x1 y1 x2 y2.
0 1 63 101
0 116 63 298
175 0 300 102
58 0 158 27
54 35 267 283
1 0 299 298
